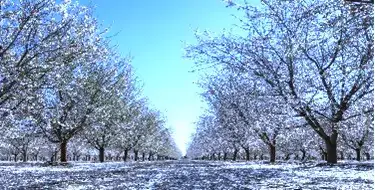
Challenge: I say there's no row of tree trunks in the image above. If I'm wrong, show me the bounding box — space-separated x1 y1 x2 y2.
57 137 366 163
7 149 372 162
198 151 270 161
56 132 354 164
91 139 339 165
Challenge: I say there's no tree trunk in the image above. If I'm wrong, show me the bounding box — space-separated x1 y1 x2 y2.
321 152 326 161
365 152 370 160
284 153 291 161
99 147 105 163
148 151 153 161
269 144 276 163
142 152 145 161
218 152 221 160
134 150 139 161
22 150 27 162
13 154 17 162
300 150 306 161
123 149 128 162
223 152 227 161
319 146 327 161
60 140 68 163
325 134 338 164
211 153 215 160
294 153 299 160
233 149 238 161
253 154 257 160
340 151 344 160
355 148 361 161
244 147 250 161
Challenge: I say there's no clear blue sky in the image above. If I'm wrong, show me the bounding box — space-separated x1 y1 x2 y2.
78 0 250 155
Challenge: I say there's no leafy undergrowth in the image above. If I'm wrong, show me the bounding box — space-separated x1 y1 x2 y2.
0 160 373 189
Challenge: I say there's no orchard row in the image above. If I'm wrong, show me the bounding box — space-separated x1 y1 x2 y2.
186 0 373 163
0 0 181 162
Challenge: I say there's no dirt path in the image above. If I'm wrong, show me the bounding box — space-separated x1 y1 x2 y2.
0 160 373 189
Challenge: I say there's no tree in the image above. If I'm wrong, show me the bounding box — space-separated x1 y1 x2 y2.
153 128 182 160
196 70 292 162
33 56 133 162
0 0 116 163
2 119 38 162
278 125 319 161
83 61 136 162
339 105 373 161
0 0 104 121
345 0 374 4
130 108 165 161
68 138 86 161
114 99 146 161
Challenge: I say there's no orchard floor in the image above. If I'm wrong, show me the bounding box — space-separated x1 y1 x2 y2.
0 160 373 189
